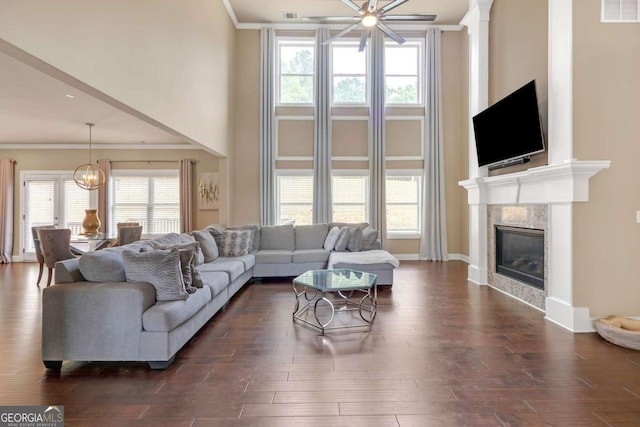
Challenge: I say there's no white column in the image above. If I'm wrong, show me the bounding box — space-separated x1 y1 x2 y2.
460 0 492 285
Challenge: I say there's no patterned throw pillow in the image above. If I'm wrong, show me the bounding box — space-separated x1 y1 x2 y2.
221 230 254 257
362 226 379 250
122 248 189 302
334 227 351 252
347 227 364 252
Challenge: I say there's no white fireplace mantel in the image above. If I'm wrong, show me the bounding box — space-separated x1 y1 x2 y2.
459 159 611 206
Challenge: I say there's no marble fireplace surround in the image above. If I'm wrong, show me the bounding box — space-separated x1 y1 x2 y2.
460 159 610 332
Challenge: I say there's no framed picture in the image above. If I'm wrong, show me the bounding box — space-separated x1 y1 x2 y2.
198 172 219 210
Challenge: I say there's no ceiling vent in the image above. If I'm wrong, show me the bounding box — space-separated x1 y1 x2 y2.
281 11 300 20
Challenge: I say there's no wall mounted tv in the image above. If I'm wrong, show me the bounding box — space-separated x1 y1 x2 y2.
472 80 545 169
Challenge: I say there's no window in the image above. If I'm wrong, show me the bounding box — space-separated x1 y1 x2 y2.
278 40 315 104
332 41 367 104
386 173 422 237
276 173 313 225
332 172 369 223
110 170 179 235
385 41 422 105
602 0 639 22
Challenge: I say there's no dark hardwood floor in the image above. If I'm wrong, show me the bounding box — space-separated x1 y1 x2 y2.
1 261 640 426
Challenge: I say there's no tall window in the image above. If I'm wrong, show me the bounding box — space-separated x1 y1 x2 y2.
386 173 422 237
277 39 315 104
332 172 369 223
276 173 313 225
385 41 422 105
110 170 179 235
332 41 367 104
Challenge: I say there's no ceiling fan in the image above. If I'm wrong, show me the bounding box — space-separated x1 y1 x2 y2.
303 0 436 52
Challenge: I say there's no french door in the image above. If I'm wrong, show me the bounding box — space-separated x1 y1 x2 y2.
22 173 96 260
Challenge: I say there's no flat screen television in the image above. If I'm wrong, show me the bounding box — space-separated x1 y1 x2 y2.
472 80 545 169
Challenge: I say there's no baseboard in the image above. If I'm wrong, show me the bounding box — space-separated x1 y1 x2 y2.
393 254 419 261
12 255 24 262
545 297 595 333
447 253 469 263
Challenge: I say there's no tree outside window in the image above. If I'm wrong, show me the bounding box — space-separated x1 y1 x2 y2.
332 42 367 104
385 42 421 104
279 42 314 104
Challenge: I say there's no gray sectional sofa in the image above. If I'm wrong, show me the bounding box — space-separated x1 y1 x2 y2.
43 223 399 370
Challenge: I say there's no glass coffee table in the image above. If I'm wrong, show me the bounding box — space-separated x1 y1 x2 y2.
292 269 378 334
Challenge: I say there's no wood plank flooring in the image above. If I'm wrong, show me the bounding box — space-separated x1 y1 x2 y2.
1 261 640 426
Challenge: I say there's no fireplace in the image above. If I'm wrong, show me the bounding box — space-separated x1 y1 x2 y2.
495 226 544 290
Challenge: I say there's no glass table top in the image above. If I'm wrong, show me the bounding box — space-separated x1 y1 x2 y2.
293 269 377 292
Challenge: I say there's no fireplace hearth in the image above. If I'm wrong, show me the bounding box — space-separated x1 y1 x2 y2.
495 225 544 290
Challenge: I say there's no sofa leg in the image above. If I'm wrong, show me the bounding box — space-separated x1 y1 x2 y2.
43 360 62 370
148 356 175 370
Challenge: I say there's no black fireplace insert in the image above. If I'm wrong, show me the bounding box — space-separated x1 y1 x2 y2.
495 225 544 290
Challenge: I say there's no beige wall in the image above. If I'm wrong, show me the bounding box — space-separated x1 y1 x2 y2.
230 29 469 257
7 148 219 257
488 0 549 176
572 0 640 316
459 31 470 257
0 0 236 156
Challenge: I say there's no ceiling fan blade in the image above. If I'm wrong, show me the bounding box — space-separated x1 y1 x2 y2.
303 16 360 23
359 29 370 52
322 22 362 45
340 0 363 13
379 0 410 15
376 22 406 45
368 0 379 11
381 14 437 22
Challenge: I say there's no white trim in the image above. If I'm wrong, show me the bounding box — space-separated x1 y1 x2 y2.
275 38 316 107
331 116 369 120
12 255 24 262
545 297 595 333
332 157 369 161
385 116 425 160
393 253 419 261
388 233 420 240
447 253 470 263
0 144 196 150
221 0 239 27
236 22 464 31
110 169 178 177
275 115 315 160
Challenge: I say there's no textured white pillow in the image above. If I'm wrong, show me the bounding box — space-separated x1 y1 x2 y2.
323 226 341 251
221 229 254 257
122 248 189 302
334 227 351 252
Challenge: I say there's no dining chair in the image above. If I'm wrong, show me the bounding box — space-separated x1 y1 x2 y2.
31 225 55 286
118 225 143 246
38 228 77 287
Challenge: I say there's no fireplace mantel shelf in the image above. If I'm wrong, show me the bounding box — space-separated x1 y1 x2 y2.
459 159 611 205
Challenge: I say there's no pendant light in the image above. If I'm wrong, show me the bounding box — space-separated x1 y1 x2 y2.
73 123 105 190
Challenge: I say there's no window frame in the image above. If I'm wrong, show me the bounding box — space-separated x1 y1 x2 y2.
385 169 423 239
331 170 370 224
384 39 424 107
109 169 180 237
330 39 370 107
275 169 314 226
276 37 316 107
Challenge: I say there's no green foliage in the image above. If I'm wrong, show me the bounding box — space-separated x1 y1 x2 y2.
280 48 314 103
334 77 366 103
386 84 418 104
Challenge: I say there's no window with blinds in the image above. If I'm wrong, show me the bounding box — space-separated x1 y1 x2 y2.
602 0 639 22
276 173 313 225
332 174 369 223
110 171 179 235
386 174 422 237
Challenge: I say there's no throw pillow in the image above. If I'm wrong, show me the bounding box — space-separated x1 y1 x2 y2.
323 226 341 251
207 224 226 250
191 264 204 288
178 247 197 294
221 229 254 257
191 229 219 262
362 226 379 250
122 248 189 302
334 226 351 252
347 227 364 252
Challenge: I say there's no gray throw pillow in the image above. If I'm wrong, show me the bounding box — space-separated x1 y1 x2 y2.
207 224 226 250
362 226 379 250
191 230 219 262
191 265 204 288
79 250 126 282
334 227 351 252
324 226 341 251
122 248 189 302
347 227 364 252
221 229 254 257
178 248 197 294
152 240 204 266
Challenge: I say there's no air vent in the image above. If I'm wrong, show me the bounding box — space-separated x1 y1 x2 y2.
602 0 639 22
281 11 300 20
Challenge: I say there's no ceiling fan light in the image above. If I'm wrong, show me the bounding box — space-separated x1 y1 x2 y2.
361 12 378 27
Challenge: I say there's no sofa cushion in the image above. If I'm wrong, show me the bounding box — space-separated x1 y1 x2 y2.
295 224 329 249
216 254 255 270
199 271 229 297
122 248 189 302
142 286 212 332
293 249 330 264
149 233 182 247
334 227 351 252
198 259 245 282
260 224 295 250
255 250 293 264
79 250 126 282
191 230 219 262
220 229 254 257
329 222 369 231
324 226 341 251
347 227 364 252
228 224 261 252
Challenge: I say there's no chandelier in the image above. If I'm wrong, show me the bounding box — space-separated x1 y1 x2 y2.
73 123 105 191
